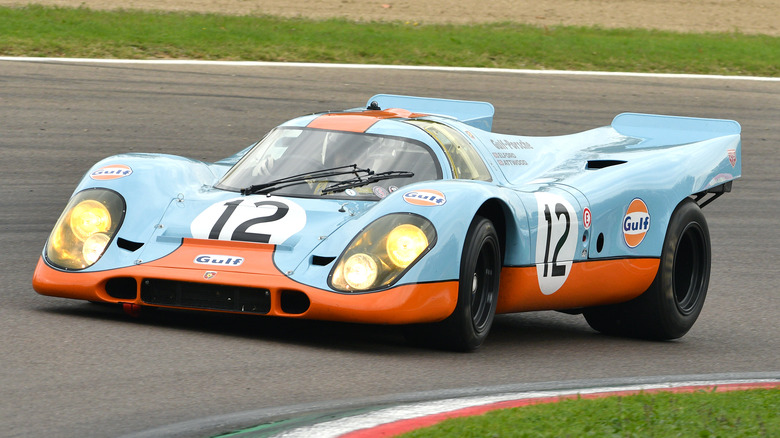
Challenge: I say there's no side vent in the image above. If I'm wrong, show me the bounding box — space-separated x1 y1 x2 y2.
312 255 336 266
117 238 144 252
586 160 626 170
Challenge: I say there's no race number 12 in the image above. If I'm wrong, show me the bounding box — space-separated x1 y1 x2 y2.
535 193 578 295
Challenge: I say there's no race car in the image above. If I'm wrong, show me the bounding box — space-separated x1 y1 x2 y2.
33 94 741 351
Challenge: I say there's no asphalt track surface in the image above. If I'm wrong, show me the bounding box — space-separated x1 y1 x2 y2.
1 59 778 437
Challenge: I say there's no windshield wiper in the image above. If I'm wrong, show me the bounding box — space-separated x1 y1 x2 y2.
320 171 414 195
241 164 371 195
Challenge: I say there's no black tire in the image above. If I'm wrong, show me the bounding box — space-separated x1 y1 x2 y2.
584 198 711 340
405 216 501 351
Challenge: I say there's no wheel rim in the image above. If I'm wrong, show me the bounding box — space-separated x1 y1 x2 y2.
672 223 708 314
470 240 497 332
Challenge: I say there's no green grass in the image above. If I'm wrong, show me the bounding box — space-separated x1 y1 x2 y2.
400 388 780 437
1 5 778 76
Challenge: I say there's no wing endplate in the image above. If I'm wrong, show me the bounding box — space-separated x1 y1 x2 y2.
612 113 741 147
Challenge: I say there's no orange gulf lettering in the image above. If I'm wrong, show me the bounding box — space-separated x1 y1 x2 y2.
496 258 659 313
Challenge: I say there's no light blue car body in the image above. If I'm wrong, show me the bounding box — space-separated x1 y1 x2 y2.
59 94 741 294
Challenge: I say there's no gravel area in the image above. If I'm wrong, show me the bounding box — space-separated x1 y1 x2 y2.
1 0 778 35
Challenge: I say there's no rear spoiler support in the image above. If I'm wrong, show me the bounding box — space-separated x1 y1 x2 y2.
693 181 732 208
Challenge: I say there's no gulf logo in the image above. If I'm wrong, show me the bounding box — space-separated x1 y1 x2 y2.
403 189 446 206
622 198 651 248
90 164 132 180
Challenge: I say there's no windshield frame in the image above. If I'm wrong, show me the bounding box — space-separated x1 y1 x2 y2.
405 119 493 182
215 127 443 200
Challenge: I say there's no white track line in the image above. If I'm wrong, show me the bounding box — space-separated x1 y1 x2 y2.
1 56 778 82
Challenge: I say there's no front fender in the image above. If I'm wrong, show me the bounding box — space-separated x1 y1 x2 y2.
291 180 525 289
55 154 230 271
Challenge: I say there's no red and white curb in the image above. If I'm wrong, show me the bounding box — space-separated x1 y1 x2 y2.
272 379 779 437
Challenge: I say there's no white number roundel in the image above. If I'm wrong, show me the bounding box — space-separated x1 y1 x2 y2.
534 193 578 295
191 197 306 244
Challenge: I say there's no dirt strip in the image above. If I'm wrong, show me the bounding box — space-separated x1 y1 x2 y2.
1 0 778 35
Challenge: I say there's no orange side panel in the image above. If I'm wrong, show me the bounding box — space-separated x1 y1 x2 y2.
496 258 660 313
32 238 458 325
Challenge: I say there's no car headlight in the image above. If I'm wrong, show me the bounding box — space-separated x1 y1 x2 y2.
330 214 436 292
45 189 125 270
386 224 429 268
69 199 112 241
342 253 378 290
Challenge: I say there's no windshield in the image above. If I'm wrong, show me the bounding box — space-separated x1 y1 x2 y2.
216 128 442 199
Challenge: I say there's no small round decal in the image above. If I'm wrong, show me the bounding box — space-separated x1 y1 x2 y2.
372 186 388 199
583 207 592 230
403 189 446 206
623 198 650 248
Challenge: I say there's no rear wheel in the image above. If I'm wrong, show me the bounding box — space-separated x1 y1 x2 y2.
405 216 501 351
584 199 711 339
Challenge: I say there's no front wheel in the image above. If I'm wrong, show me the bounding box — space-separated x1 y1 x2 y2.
584 198 711 339
405 216 501 351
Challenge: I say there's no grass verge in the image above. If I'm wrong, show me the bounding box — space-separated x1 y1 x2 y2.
1 5 778 76
400 388 780 437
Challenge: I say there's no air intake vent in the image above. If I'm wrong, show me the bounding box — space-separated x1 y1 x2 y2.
141 279 271 314
280 290 310 314
586 160 626 170
105 277 138 299
312 255 336 266
117 238 144 251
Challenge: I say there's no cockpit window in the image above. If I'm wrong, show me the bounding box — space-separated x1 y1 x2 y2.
406 120 492 181
216 128 442 199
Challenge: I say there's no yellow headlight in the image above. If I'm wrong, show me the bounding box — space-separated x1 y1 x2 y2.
386 224 428 268
69 200 111 241
48 226 80 264
329 214 436 292
45 189 124 270
82 233 110 265
343 253 378 290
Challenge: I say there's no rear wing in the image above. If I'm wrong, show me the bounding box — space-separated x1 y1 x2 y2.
366 94 495 131
612 113 741 147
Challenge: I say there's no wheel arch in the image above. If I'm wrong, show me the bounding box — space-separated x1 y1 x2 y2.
474 198 511 266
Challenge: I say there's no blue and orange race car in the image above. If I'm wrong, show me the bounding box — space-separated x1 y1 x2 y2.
33 94 741 351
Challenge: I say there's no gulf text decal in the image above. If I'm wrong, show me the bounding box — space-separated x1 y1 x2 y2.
623 198 650 248
194 254 245 266
403 189 446 206
90 164 132 180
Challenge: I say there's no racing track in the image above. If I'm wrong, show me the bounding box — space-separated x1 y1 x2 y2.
1 60 778 437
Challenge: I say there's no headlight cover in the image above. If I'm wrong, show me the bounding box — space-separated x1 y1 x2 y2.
330 214 436 292
45 189 125 270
